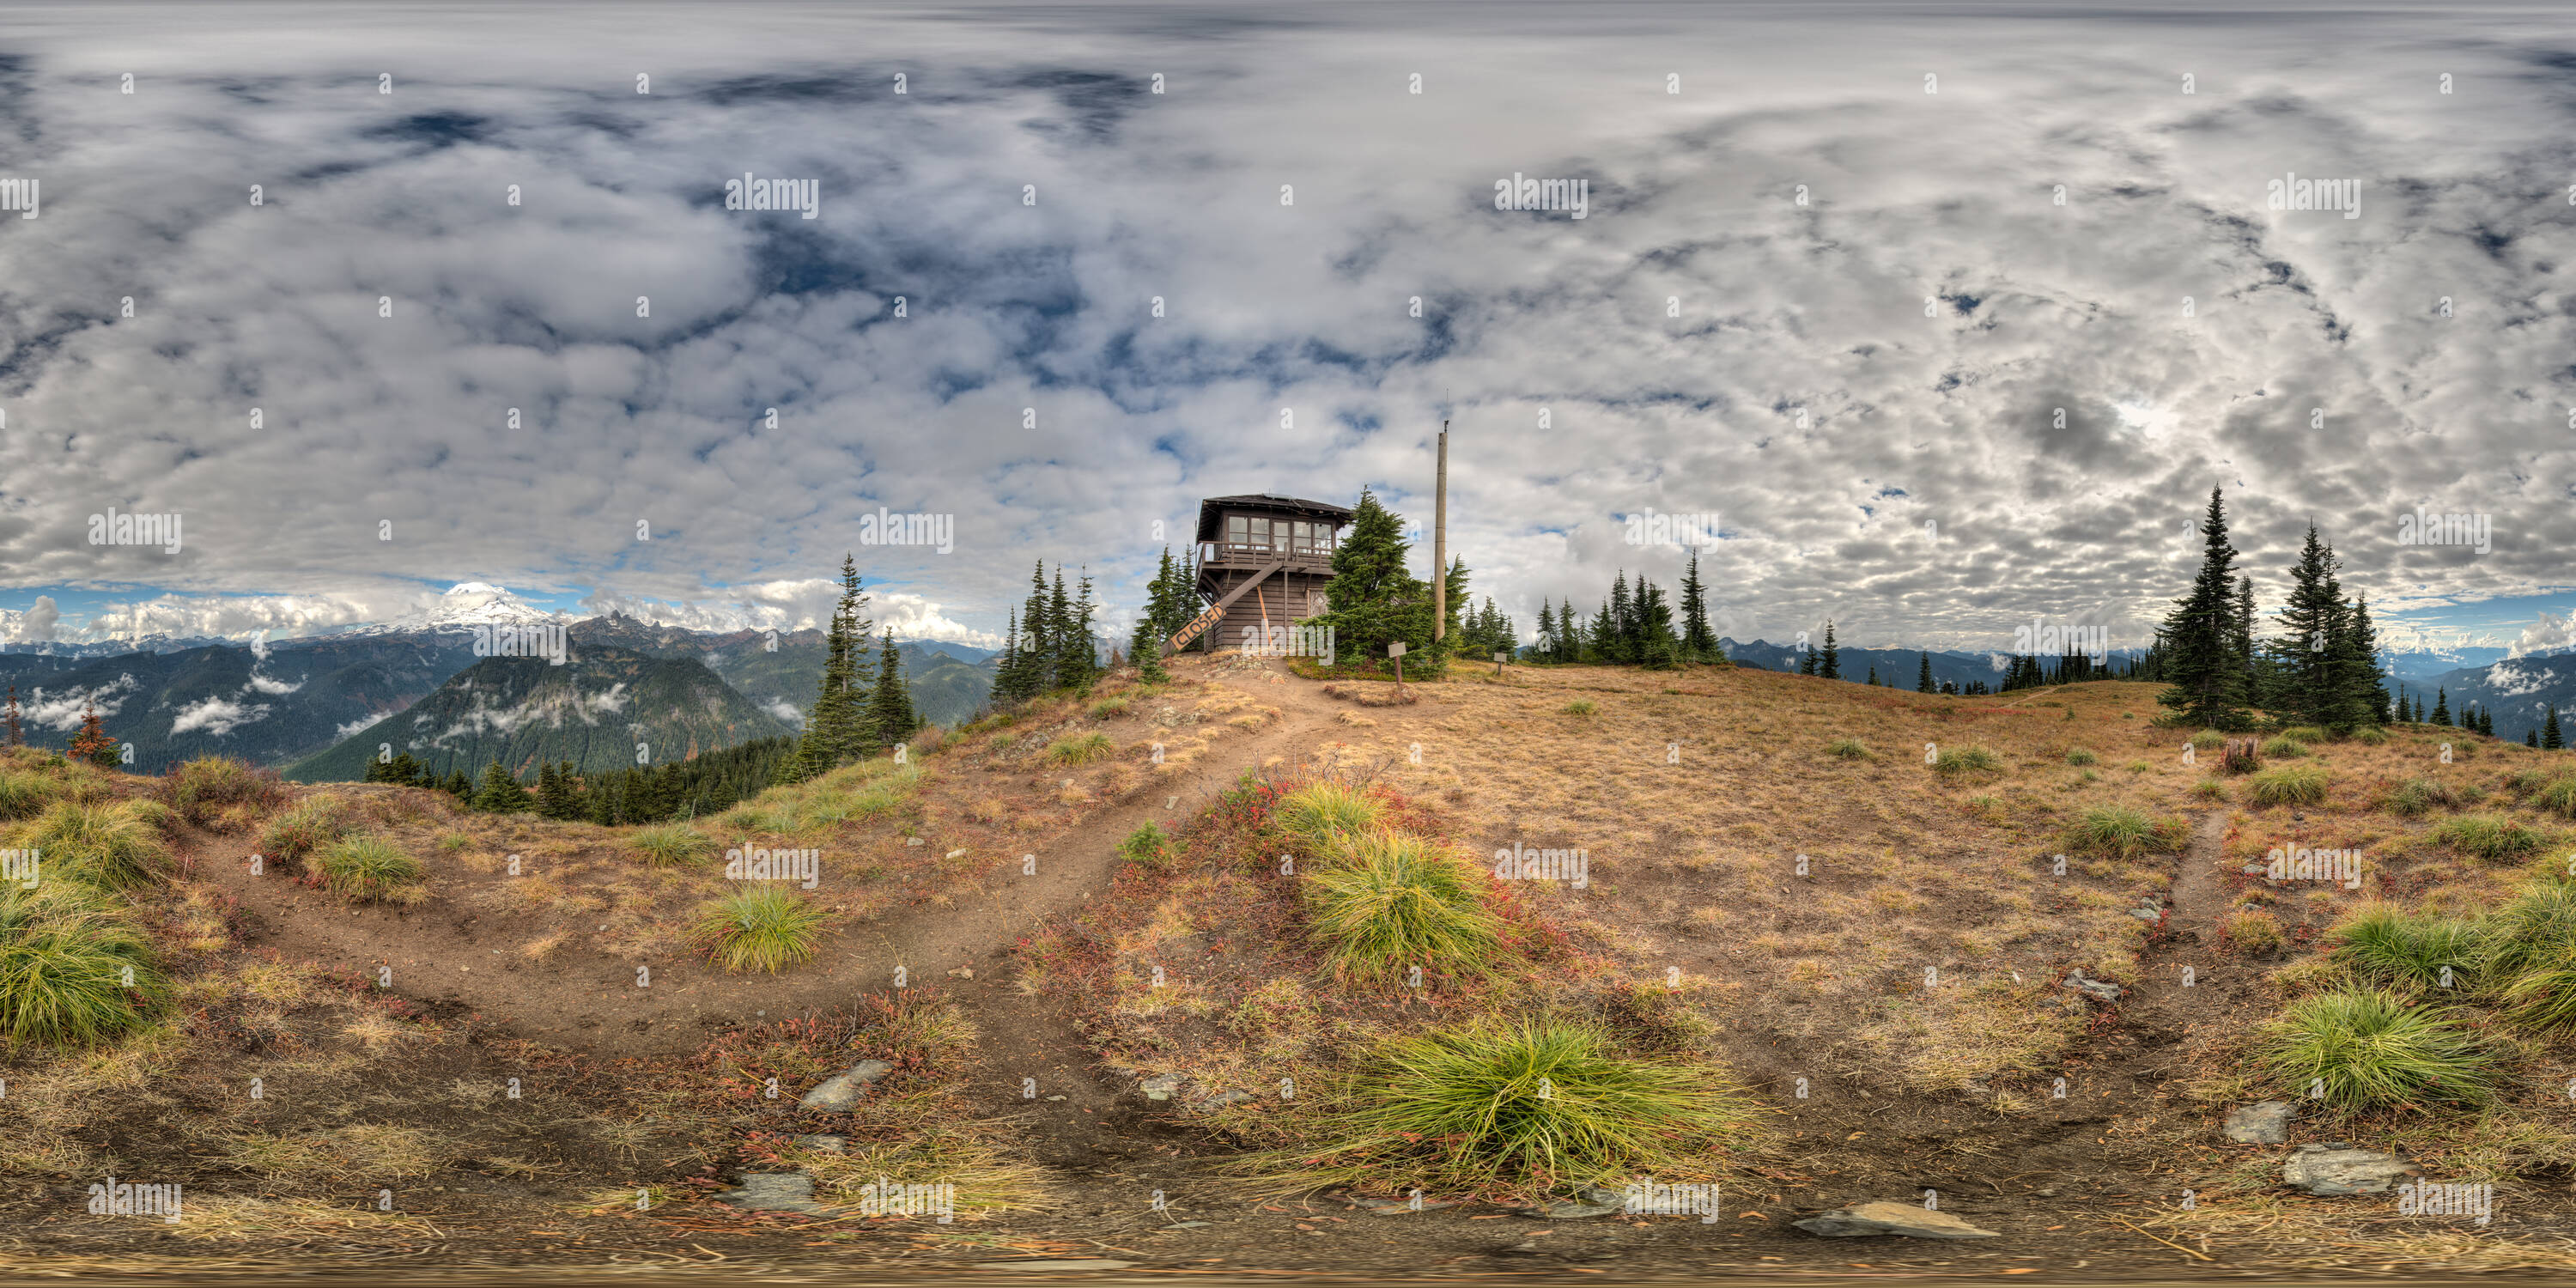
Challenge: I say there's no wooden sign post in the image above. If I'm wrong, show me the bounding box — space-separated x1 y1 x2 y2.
1494 649 1506 677
1388 641 1406 695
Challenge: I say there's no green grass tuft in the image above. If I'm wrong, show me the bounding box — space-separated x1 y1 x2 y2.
2063 805 2184 861
1929 745 2002 776
1119 822 1173 872
1302 831 1506 984
2432 815 2550 862
259 798 351 867
24 802 170 891
2329 905 2481 991
1276 781 1385 854
0 884 169 1046
1560 700 1598 716
1824 738 1871 761
2528 776 2576 819
163 756 285 827
0 769 64 822
2064 748 2098 767
2386 778 2462 817
2257 988 2492 1112
315 835 427 904
1042 732 1115 767
1252 1018 1756 1197
2257 736 2312 758
630 823 718 867
2246 764 2330 807
691 886 826 974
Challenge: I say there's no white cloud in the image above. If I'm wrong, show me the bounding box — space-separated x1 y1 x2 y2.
24 676 138 732
170 696 270 737
246 673 304 696
762 697 805 726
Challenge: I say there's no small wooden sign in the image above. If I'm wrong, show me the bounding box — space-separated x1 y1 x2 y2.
1387 641 1406 658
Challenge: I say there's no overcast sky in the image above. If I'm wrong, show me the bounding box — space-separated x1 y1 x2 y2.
1 2 2572 657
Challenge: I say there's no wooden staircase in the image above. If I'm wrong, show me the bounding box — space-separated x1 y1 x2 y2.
1166 559 1287 653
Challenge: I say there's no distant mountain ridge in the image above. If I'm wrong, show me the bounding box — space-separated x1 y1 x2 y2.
284 644 794 782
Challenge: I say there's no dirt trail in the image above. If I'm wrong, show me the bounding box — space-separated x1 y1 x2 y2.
2123 808 2251 1079
187 659 1353 1083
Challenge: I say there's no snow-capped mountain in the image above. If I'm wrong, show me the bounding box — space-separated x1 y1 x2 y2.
333 582 573 638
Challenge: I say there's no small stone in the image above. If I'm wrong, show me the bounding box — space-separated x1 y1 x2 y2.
799 1059 894 1111
2283 1143 2418 1195
2223 1101 2294 1145
1140 1073 1183 1102
790 1134 846 1153
947 965 974 979
1793 1200 2001 1240
713 1172 828 1215
1194 1089 1254 1110
2063 971 2123 1003
1163 1220 1212 1229
1045 1095 1066 1102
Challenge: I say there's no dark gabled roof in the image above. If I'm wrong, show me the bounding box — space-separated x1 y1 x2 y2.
1194 494 1354 541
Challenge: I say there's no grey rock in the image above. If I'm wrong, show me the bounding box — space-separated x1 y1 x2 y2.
790 1133 846 1153
1194 1089 1254 1110
1140 1073 1184 1102
2129 907 2161 920
2063 971 2124 1003
1794 1200 2001 1240
971 1260 1135 1271
713 1172 829 1215
799 1059 894 1111
2223 1102 2294 1145
2283 1143 2418 1195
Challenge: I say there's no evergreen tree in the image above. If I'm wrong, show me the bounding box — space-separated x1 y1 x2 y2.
1867 665 1877 686
2549 706 2565 751
1635 581 1680 668
1311 489 1441 671
1535 600 1558 663
1678 554 1716 663
2344 594 2389 726
993 607 1030 701
1607 574 1636 665
787 555 872 781
1443 557 1473 652
1917 652 1935 693
1819 621 1841 680
2432 688 2451 727
443 769 472 799
2532 728 2543 749
472 762 534 812
2158 486 2251 728
69 700 118 769
1588 601 1615 663
866 630 920 751
2272 524 2345 729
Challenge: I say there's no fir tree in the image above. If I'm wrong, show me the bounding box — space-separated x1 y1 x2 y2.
787 555 873 781
1443 557 1472 653
2158 486 2251 728
2549 706 2565 751
2344 594 2388 726
1917 652 1935 694
1607 574 1636 665
1678 554 1716 663
1635 581 1680 668
1535 601 1558 663
472 762 534 812
1819 621 1840 680
866 630 920 751
2531 729 2543 748
2273 524 2346 729
69 700 118 769
1867 665 1878 686
2432 688 2451 727
443 769 472 799
1313 489 1441 671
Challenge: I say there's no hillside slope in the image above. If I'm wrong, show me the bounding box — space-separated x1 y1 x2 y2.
283 645 792 781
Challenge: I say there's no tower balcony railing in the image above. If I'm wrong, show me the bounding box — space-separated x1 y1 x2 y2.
1198 541 1336 572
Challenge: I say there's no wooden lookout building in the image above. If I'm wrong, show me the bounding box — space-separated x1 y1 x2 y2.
1166 494 1352 653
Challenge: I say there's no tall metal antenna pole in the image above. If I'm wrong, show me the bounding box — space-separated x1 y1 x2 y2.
1432 419 1449 641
